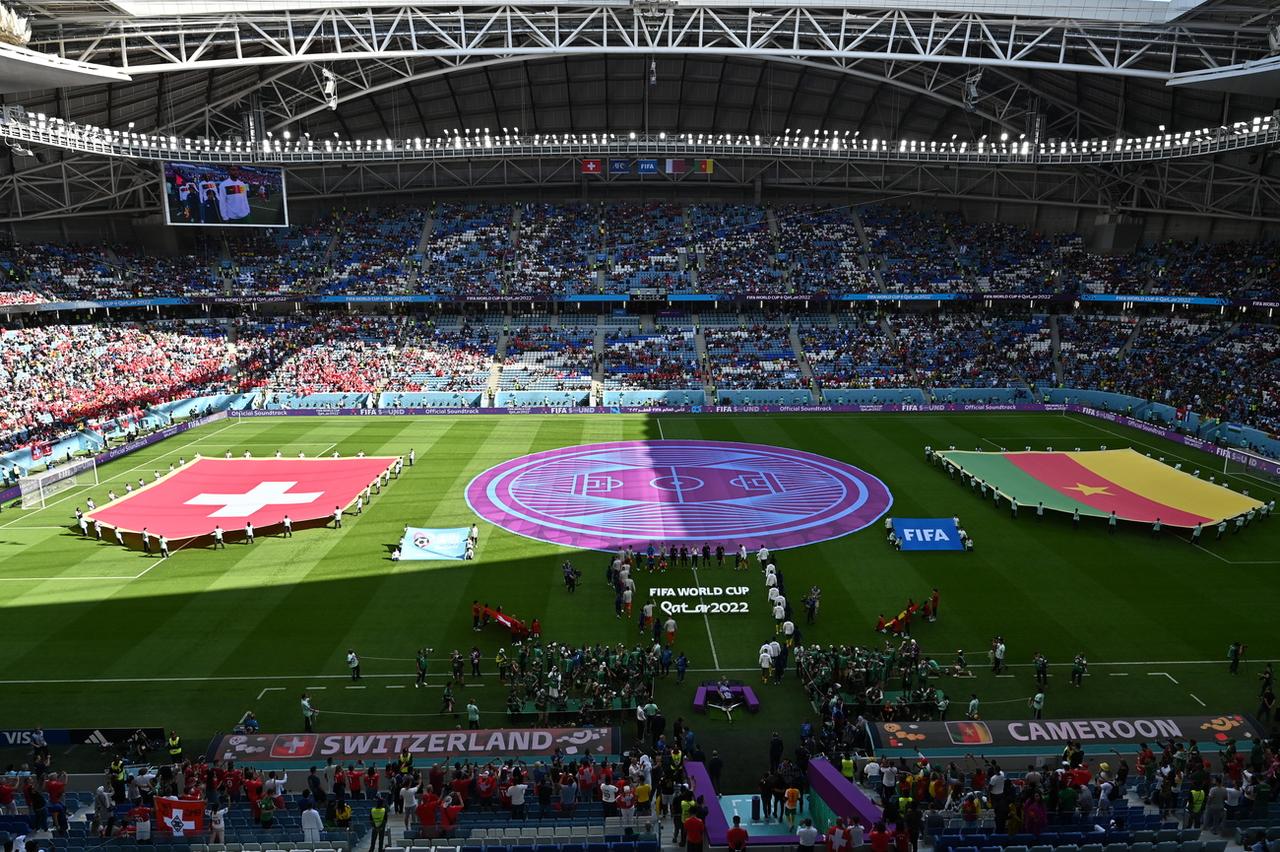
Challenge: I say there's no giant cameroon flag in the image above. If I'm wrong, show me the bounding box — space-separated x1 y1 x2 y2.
937 449 1261 527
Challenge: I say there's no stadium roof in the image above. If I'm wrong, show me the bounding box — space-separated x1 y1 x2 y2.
1 0 1277 223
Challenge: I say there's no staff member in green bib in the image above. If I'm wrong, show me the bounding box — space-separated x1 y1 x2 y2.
369 796 388 851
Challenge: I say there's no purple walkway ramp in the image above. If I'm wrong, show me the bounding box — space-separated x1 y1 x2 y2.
807 757 883 830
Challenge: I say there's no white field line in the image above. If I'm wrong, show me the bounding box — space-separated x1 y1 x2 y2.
0 531 195 582
0 658 1271 687
688 565 722 671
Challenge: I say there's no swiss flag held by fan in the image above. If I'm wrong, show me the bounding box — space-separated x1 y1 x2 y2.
155 797 204 836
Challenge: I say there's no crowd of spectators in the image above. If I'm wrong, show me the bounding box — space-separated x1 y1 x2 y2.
3 303 1279 454
888 315 1054 388
420 203 512 297
950 222 1066 295
801 319 902 389
689 204 780 294
514 204 598 297
314 205 425 296
253 316 496 395
703 325 805 390
603 327 703 390
1142 240 1280 301
499 323 595 391
3 205 1280 302
0 320 252 451
1056 315 1140 391
777 206 874 295
603 203 688 294
862 206 966 293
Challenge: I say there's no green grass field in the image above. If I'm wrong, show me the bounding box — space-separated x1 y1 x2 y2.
2 411 1278 789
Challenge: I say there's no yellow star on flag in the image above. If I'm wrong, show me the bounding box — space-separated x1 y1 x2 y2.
1066 482 1112 496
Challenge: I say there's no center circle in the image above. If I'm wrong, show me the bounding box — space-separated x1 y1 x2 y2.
465 439 893 551
649 474 705 492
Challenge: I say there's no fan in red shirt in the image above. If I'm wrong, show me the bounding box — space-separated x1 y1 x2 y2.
226 766 245 802
44 773 66 805
416 790 440 828
439 794 464 836
348 762 363 798
334 765 348 798
725 815 749 851
476 771 497 807
0 778 15 811
428 763 445 795
683 812 707 852
868 822 892 852
576 764 596 796
244 772 264 819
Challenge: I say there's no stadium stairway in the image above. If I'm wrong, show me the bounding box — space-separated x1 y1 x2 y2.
692 322 718 402
405 211 435 292
1049 315 1065 386
787 323 819 403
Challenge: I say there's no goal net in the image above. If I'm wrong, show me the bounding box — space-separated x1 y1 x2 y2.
1222 453 1280 491
19 457 98 509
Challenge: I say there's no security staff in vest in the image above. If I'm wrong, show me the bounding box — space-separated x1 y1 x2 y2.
109 757 128 802
167 730 183 762
369 795 389 851
841 754 855 781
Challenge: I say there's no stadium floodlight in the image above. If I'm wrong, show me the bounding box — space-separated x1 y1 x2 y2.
21 457 98 509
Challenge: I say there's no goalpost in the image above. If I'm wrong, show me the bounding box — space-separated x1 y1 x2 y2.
18 457 99 509
1222 454 1280 492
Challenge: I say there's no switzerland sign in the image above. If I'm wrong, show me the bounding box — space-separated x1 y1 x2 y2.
209 728 620 764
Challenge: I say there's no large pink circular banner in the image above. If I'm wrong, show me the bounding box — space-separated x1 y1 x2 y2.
465 439 893 551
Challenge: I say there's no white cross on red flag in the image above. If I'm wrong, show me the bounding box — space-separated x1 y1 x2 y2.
86 456 395 540
154 797 204 835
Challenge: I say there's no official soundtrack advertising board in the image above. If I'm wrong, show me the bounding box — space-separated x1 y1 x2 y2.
875 713 1262 751
208 727 620 763
160 161 289 228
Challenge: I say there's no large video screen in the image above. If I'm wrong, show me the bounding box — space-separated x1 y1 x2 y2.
160 161 289 228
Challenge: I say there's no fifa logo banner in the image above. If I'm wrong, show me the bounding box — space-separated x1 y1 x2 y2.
891 518 964 551
399 526 471 560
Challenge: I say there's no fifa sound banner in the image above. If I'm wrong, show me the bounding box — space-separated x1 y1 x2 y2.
399 526 471 560
874 713 1263 751
208 727 620 764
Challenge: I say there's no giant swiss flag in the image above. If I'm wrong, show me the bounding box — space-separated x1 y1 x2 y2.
86 456 396 540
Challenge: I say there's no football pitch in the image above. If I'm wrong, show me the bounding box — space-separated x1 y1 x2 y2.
2 411 1278 787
